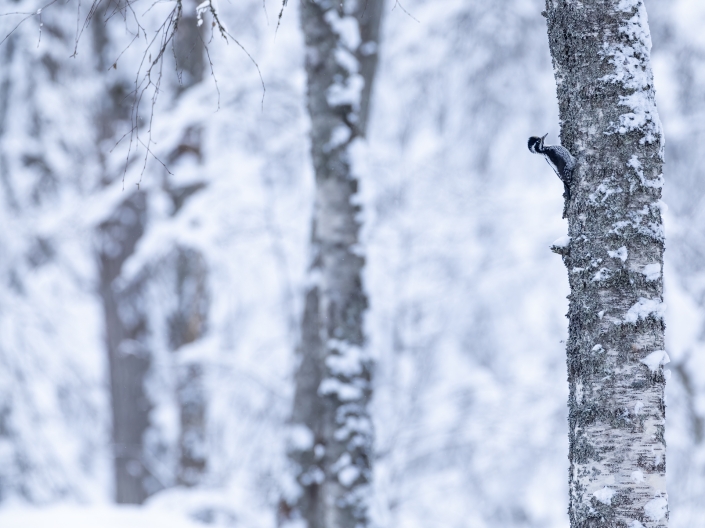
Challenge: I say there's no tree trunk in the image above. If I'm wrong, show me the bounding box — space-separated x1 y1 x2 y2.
98 191 151 504
283 1 384 527
168 247 209 487
544 1 667 526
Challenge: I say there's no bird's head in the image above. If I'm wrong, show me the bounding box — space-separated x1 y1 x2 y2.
527 133 548 153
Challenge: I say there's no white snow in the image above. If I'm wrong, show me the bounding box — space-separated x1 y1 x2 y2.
642 263 661 281
324 125 352 152
324 11 361 50
608 246 628 262
640 350 670 373
196 0 211 27
335 48 359 73
318 378 364 401
300 467 325 486
327 74 365 109
288 424 315 452
631 470 645 482
552 235 570 248
0 505 205 528
334 414 372 441
338 465 360 487
593 486 616 505
326 339 367 377
633 402 644 415
601 0 663 144
359 41 378 56
623 297 665 323
644 496 668 521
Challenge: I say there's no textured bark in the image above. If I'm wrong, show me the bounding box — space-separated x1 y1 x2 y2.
544 1 667 527
283 1 384 527
98 191 151 504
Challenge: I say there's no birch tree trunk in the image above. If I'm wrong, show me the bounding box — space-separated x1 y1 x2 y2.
544 1 667 526
283 1 384 527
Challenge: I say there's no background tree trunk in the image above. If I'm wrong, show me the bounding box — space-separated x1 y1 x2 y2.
284 1 384 527
98 191 151 504
544 1 667 526
168 247 209 487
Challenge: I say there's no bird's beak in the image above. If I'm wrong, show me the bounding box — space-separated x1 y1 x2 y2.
541 133 548 140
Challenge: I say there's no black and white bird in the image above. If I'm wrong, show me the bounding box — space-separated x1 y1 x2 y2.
528 134 575 200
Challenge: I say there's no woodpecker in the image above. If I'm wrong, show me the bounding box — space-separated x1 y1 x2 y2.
528 134 575 200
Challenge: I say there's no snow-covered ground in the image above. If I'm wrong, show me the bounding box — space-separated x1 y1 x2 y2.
0 503 204 528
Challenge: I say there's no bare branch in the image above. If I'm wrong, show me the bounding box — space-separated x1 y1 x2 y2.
1 0 270 185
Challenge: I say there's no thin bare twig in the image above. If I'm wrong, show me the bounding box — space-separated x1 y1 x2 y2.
0 0 61 48
1 0 267 186
392 0 419 23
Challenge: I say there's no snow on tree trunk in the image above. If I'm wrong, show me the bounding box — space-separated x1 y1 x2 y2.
544 1 667 526
283 1 383 527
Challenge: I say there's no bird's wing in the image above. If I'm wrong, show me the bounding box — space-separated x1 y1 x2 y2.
543 155 561 179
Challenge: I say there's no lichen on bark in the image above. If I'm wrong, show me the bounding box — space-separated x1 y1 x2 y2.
544 0 667 526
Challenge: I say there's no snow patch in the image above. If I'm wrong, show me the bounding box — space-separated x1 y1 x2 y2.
335 48 359 73
631 470 645 482
359 41 377 56
644 496 668 521
327 74 364 109
324 125 352 152
287 424 314 452
628 156 665 188
552 235 570 248
324 11 361 50
332 453 361 487
601 1 663 144
593 486 615 505
623 297 665 323
196 0 210 27
0 505 205 528
640 350 670 373
642 263 661 281
326 339 368 377
608 246 628 262
319 378 364 401
334 414 372 441
300 467 325 486
338 465 360 487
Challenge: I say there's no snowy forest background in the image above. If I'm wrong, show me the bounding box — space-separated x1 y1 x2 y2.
0 0 704 527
